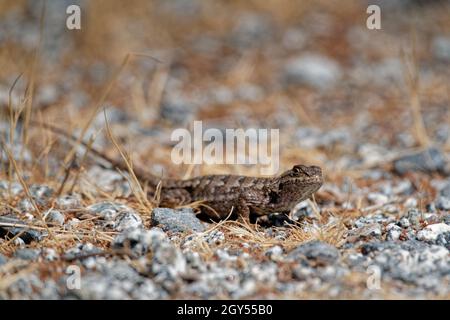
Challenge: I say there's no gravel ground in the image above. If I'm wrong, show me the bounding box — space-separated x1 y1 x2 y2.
0 0 449 299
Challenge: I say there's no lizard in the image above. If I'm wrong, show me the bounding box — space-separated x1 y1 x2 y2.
31 122 323 223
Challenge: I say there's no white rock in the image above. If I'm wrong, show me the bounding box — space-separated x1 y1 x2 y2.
417 223 450 242
283 53 342 89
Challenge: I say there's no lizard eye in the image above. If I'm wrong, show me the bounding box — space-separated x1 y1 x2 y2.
292 165 310 176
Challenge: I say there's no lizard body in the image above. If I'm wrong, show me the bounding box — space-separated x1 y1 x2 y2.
34 123 323 221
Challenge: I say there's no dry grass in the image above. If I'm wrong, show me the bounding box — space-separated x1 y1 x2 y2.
0 0 449 299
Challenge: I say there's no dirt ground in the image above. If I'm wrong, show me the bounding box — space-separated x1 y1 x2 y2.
0 0 449 299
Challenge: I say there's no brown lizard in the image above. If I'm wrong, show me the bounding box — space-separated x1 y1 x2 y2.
33 123 323 222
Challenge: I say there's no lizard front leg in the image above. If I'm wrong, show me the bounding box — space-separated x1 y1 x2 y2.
235 197 251 225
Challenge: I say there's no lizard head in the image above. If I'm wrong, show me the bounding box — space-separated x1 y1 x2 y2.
264 165 323 213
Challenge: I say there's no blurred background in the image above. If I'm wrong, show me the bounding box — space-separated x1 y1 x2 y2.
1 0 450 300
0 0 449 179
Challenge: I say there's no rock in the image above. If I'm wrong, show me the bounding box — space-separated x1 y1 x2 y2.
0 215 46 243
282 28 307 50
399 217 411 228
203 230 225 246
348 223 382 242
73 260 166 299
283 53 342 89
231 12 273 49
83 166 131 197
236 83 264 102
63 242 103 262
182 230 225 251
436 232 450 250
160 97 195 126
265 246 284 262
66 218 80 230
14 248 40 261
0 144 32 165
386 223 402 241
151 241 187 279
288 240 340 265
439 181 450 198
35 84 59 106
393 147 448 175
435 196 450 211
141 238 188 293
416 223 450 242
114 211 143 231
443 214 450 225
405 208 422 227
87 201 142 231
45 210 65 226
403 197 418 208
151 208 205 233
292 201 316 220
42 248 58 261
0 253 7 265
29 184 54 199
367 193 389 205
18 198 35 212
296 126 351 149
113 227 167 256
432 36 450 61
55 194 82 209
0 180 23 197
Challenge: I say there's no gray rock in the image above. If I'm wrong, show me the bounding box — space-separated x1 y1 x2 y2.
435 232 450 250
393 147 448 175
416 223 450 242
436 196 450 211
29 184 54 199
0 144 32 165
292 201 316 220
144 239 188 293
367 193 389 205
114 211 143 231
283 53 342 89
440 181 450 199
45 210 65 226
296 126 351 149
63 242 103 261
0 253 7 265
236 83 264 102
367 242 449 290
0 180 23 197
83 166 131 197
14 248 40 261
160 97 195 125
265 246 284 262
443 214 450 225
360 240 428 255
0 215 46 243
399 217 411 228
432 36 450 61
42 248 59 261
203 230 225 246
151 208 205 233
288 240 340 265
405 208 422 227
55 194 82 209
113 227 167 256
87 201 142 230
348 223 382 242
73 260 166 300
386 223 402 241
231 12 273 49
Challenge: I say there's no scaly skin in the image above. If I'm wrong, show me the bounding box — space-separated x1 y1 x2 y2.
34 122 323 221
